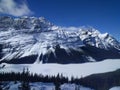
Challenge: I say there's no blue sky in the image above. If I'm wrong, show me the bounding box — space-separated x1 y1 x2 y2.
0 0 120 40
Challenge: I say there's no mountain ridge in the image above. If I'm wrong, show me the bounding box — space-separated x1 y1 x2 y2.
0 16 120 64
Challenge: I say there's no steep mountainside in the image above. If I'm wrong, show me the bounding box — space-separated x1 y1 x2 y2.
0 16 120 64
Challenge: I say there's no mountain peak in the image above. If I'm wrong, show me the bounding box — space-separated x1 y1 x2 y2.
0 16 54 31
0 16 120 64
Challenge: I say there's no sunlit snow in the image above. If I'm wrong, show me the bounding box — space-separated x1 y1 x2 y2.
1 59 120 79
109 86 120 90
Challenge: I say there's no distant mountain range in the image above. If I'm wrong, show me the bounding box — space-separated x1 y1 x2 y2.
0 16 120 64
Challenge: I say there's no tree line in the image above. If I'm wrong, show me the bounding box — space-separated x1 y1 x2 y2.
0 68 120 90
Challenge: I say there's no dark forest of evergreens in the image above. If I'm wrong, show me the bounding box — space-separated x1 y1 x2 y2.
0 68 120 90
79 69 120 90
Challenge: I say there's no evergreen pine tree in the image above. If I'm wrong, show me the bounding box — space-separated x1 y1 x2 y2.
0 85 2 90
21 81 30 90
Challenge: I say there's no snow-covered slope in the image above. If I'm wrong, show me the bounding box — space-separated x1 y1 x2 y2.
1 81 55 90
60 83 94 90
109 86 120 90
0 16 120 64
1 81 94 90
2 81 120 90
1 59 120 79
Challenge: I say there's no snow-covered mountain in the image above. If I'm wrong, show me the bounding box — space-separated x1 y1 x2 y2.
0 16 120 64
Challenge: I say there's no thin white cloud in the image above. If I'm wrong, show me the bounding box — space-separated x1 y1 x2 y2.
61 26 83 32
0 0 33 16
62 27 80 31
61 26 96 32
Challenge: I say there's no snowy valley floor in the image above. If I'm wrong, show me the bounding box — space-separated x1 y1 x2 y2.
1 59 120 79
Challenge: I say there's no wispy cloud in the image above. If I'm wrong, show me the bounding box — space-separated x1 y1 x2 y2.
61 26 83 32
61 26 96 32
0 0 33 17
